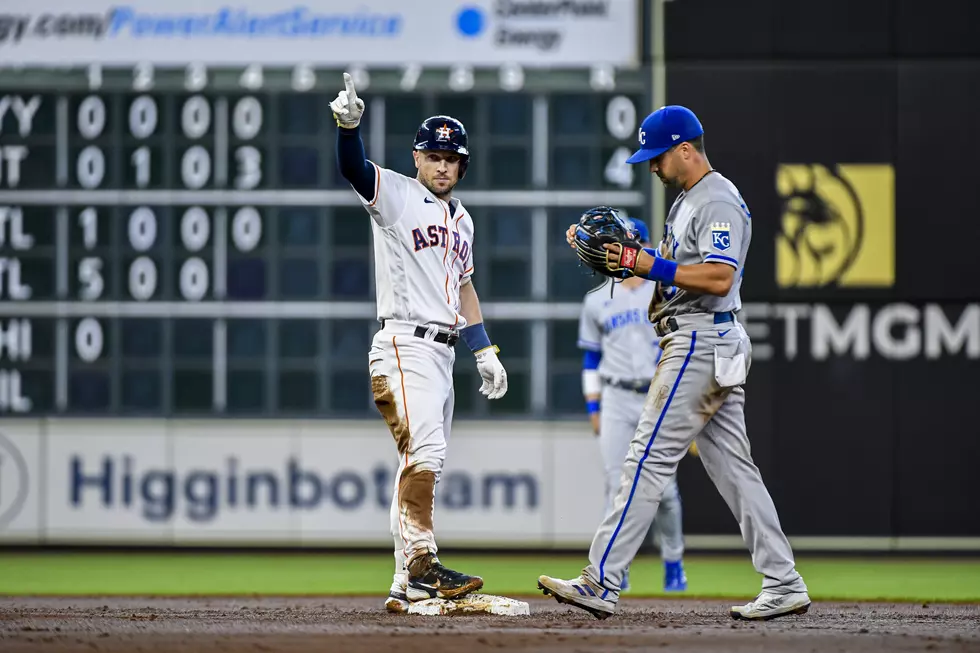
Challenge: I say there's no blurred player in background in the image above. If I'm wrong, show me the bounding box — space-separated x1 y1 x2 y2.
578 215 688 593
330 73 509 613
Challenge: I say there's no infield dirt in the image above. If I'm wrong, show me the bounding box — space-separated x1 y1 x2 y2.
0 597 977 652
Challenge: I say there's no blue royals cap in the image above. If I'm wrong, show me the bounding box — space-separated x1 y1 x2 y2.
626 217 650 243
626 105 704 164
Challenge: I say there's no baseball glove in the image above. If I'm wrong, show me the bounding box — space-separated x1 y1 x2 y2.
573 206 642 279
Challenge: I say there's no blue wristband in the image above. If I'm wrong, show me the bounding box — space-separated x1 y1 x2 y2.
460 323 492 352
639 256 677 285
586 400 600 414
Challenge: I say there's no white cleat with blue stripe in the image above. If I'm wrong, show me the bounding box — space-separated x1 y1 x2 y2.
537 575 616 620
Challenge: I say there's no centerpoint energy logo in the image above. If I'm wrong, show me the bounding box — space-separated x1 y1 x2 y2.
0 5 402 46
454 1 612 51
775 163 895 288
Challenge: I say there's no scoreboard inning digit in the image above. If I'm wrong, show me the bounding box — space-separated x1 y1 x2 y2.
0 63 650 418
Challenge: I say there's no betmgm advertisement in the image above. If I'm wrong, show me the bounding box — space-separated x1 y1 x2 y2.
775 163 895 290
0 0 639 66
0 420 606 546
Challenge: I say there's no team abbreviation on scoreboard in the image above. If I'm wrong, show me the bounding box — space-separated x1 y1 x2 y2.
0 209 34 413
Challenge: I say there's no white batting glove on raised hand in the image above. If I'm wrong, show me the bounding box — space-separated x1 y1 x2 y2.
475 346 508 400
329 72 365 129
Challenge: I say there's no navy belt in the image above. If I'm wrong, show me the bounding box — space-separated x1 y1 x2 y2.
654 311 734 338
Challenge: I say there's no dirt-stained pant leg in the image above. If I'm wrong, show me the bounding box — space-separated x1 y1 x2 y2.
370 332 454 566
696 388 806 593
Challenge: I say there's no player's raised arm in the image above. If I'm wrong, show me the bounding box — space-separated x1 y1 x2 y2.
458 280 508 400
331 73 376 201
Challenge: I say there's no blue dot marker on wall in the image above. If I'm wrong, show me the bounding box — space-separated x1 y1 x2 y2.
456 6 485 37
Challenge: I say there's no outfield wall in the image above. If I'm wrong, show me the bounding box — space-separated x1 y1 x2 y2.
3 418 980 553
0 418 610 547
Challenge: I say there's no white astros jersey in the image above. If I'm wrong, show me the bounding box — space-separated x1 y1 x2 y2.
652 171 752 323
578 279 662 381
356 162 475 329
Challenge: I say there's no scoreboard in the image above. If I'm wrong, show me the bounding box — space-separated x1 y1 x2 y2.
0 63 651 418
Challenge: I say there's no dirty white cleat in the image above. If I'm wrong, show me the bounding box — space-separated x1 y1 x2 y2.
537 575 616 620
730 590 811 621
384 574 409 613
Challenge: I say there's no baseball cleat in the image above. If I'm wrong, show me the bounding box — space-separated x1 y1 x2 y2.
730 590 811 621
405 553 484 602
537 575 615 620
384 589 409 613
663 560 688 592
384 573 409 613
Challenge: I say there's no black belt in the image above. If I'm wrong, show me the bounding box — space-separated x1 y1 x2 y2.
654 311 735 338
382 320 459 346
603 379 650 394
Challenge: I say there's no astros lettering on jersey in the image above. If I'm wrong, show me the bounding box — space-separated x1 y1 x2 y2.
357 162 475 330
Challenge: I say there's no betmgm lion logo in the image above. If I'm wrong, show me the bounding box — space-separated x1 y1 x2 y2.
776 164 894 288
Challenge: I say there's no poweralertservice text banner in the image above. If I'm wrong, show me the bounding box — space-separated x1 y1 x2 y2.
0 0 639 67
0 419 608 546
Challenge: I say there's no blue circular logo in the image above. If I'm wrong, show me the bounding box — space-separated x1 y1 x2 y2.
456 6 485 37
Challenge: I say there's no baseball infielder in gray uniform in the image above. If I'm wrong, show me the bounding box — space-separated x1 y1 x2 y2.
539 105 810 621
578 217 687 592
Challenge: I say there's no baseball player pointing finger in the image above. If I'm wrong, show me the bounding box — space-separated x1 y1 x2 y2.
542 105 810 621
330 73 508 613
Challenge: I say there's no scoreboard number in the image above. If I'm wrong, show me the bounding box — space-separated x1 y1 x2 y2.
232 97 263 140
239 64 264 90
128 207 157 252
134 62 154 91
78 207 98 250
291 64 316 92
181 96 212 139
449 65 474 92
180 257 210 301
181 145 212 189
77 96 105 139
232 207 261 252
185 63 208 92
181 207 210 252
75 317 103 363
131 146 151 188
129 95 158 139
76 145 105 189
499 63 525 92
87 64 103 90
77 257 104 300
400 64 422 92
604 95 638 189
129 256 158 301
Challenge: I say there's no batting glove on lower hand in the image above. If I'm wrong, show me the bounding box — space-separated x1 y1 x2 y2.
475 346 508 400
329 72 365 129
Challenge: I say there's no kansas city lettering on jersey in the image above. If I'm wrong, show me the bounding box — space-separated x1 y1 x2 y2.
604 308 650 332
411 224 471 263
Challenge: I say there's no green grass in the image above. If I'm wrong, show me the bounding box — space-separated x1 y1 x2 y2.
1 552 978 603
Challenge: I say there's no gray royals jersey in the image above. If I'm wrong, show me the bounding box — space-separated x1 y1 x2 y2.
650 171 752 323
578 279 662 382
